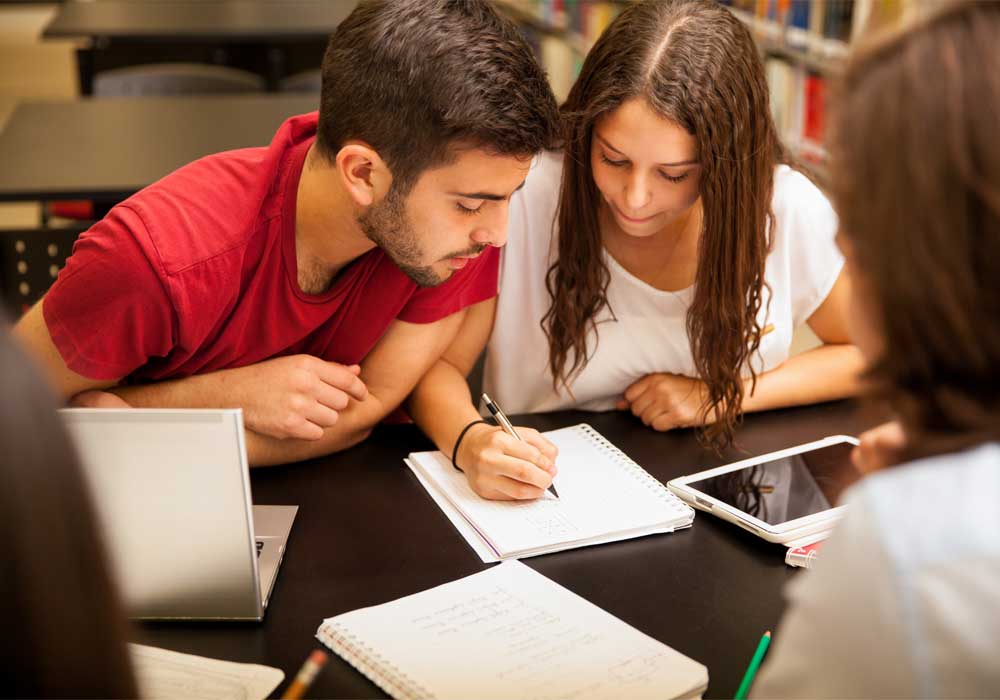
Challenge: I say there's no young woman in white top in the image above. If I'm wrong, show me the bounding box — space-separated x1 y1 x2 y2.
753 3 1000 695
407 0 862 500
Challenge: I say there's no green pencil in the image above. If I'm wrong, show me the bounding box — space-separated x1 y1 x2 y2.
734 630 771 700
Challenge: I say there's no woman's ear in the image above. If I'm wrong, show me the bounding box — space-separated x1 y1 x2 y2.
335 142 392 208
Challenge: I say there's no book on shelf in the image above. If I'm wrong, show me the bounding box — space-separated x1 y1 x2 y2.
786 0 811 49
765 56 827 167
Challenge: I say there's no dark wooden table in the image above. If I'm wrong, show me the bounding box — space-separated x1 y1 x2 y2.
43 0 357 93
136 400 875 699
0 94 317 204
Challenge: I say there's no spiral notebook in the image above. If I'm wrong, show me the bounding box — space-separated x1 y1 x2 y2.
404 424 695 561
316 561 709 700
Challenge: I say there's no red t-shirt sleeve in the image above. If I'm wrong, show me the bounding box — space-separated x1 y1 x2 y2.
397 245 500 324
43 205 176 381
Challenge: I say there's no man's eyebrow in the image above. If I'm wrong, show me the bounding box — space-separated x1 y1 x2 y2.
596 134 698 167
448 179 527 202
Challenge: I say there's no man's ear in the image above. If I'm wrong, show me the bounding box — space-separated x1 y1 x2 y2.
335 142 392 208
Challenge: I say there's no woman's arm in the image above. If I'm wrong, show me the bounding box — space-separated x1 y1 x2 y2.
620 271 863 430
406 297 558 500
742 270 863 412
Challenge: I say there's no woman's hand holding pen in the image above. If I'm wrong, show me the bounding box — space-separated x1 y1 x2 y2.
455 424 559 500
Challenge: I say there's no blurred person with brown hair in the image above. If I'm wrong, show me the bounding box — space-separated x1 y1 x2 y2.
410 0 861 501
755 2 1000 696
0 324 137 698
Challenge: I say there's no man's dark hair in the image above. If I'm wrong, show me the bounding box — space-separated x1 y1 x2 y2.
317 0 560 193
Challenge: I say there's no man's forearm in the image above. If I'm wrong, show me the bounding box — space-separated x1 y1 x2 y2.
246 389 392 465
109 369 239 409
109 367 385 466
245 421 372 466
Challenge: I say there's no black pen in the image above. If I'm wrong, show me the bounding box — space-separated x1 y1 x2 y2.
482 393 559 499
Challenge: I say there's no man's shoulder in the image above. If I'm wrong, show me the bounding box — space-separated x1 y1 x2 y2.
118 147 279 275
114 113 318 276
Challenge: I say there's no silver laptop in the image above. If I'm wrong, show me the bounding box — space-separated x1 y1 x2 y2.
61 408 297 621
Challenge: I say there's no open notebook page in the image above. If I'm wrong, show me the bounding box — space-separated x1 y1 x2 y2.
129 644 284 700
317 561 708 700
407 424 692 558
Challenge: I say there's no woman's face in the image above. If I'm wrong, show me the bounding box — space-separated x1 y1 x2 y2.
590 97 702 238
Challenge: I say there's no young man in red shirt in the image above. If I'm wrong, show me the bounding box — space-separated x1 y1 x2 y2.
14 0 560 466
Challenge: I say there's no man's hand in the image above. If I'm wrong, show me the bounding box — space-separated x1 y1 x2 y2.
226 355 368 440
617 373 711 431
70 390 133 409
456 423 559 500
852 420 906 474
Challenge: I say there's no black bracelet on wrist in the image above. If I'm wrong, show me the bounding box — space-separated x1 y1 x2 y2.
451 419 491 472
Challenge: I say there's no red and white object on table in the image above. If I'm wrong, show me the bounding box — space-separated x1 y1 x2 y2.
785 534 827 569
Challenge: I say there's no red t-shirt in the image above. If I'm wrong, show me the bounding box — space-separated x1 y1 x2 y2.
43 112 499 382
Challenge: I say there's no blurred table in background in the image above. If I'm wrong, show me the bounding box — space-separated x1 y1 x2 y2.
43 0 357 93
0 93 316 313
0 93 317 203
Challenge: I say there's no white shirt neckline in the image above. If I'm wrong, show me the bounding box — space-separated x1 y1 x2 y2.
602 247 695 307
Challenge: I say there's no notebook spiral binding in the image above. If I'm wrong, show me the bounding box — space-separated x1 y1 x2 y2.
317 623 437 700
577 424 691 515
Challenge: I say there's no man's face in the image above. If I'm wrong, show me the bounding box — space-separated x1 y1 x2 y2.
359 148 532 287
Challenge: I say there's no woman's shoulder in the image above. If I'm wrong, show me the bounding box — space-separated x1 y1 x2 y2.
770 163 833 220
765 164 841 276
518 149 564 208
505 150 565 256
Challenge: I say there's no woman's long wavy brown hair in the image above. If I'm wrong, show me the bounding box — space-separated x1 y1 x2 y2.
830 1 1000 460
542 0 783 448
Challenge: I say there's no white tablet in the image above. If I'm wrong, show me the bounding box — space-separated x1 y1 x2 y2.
667 435 862 544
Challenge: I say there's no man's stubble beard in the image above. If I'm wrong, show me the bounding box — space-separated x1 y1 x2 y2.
358 187 443 288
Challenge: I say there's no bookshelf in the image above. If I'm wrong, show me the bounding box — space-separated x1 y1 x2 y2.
725 0 921 181
496 1 626 101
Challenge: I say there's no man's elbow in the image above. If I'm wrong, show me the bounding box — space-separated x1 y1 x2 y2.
338 423 374 451
246 423 375 468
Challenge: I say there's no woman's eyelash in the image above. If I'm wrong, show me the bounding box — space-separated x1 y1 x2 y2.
601 154 691 183
455 202 482 216
661 171 691 183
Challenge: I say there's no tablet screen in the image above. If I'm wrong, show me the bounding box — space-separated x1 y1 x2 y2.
687 442 862 526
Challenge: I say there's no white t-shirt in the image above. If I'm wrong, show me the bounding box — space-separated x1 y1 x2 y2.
483 150 843 414
753 442 1000 698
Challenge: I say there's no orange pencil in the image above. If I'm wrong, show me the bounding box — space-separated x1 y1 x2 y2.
281 649 329 700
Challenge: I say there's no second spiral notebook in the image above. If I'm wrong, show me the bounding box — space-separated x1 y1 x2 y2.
404 424 695 561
